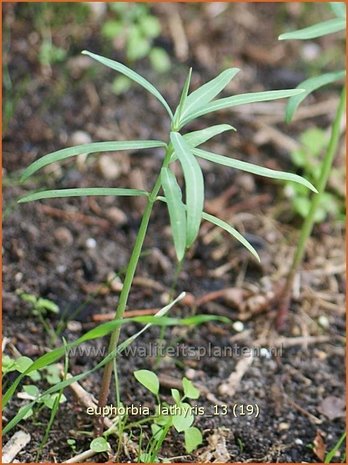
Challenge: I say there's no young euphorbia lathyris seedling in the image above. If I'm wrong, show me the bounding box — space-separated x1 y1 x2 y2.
19 50 317 436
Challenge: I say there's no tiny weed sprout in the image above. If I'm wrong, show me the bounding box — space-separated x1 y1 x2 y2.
277 2 346 328
14 49 317 458
134 370 203 460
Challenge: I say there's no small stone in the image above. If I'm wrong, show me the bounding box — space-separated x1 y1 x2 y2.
295 438 303 445
185 369 197 380
106 272 123 292
67 321 82 332
301 43 320 61
318 315 329 329
85 238 97 249
278 422 290 431
106 207 127 225
57 264 67 274
98 155 121 180
232 321 244 332
54 227 73 246
69 131 92 146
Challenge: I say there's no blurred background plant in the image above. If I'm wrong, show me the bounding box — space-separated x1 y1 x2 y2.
277 1 346 328
284 127 345 223
101 3 171 94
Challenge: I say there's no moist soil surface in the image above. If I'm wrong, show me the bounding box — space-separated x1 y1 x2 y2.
3 3 346 463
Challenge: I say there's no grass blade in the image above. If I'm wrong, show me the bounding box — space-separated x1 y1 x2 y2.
170 132 204 247
3 292 185 409
18 188 148 203
161 168 187 261
279 18 345 40
180 68 240 123
181 89 305 125
285 71 346 122
3 299 230 433
82 50 173 119
202 212 260 261
193 147 318 192
20 140 167 182
173 67 192 129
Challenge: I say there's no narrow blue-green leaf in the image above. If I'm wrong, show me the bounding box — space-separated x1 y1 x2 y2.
184 124 236 147
173 67 192 129
279 18 345 40
181 89 305 126
157 195 259 262
170 124 236 162
170 132 204 247
20 140 167 182
193 147 318 193
180 68 240 123
18 188 148 203
202 211 260 262
82 50 173 118
330 2 346 18
161 168 186 261
285 71 346 122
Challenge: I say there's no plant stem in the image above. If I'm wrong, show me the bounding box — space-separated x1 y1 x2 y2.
277 85 346 329
95 147 171 435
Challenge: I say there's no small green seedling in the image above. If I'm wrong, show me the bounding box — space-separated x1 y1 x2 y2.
67 438 77 452
102 3 170 94
18 49 316 446
277 2 346 328
285 127 344 222
17 384 66 420
2 354 41 381
134 369 203 461
90 436 111 453
18 291 59 343
19 292 59 316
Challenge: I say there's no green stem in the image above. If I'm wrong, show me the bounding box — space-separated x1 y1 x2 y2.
278 86 346 326
154 258 184 368
96 147 171 433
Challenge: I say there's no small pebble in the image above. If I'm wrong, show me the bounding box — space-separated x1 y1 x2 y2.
70 130 92 146
295 438 303 445
278 422 290 431
301 42 320 61
232 321 244 332
98 155 121 180
318 315 329 329
106 272 123 292
106 207 127 225
57 264 67 274
85 238 97 249
67 321 83 332
54 227 73 246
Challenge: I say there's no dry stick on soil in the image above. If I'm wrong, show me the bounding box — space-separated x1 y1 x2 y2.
276 86 346 329
2 431 31 463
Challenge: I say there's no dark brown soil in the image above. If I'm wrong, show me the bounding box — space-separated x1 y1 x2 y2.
3 2 345 463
